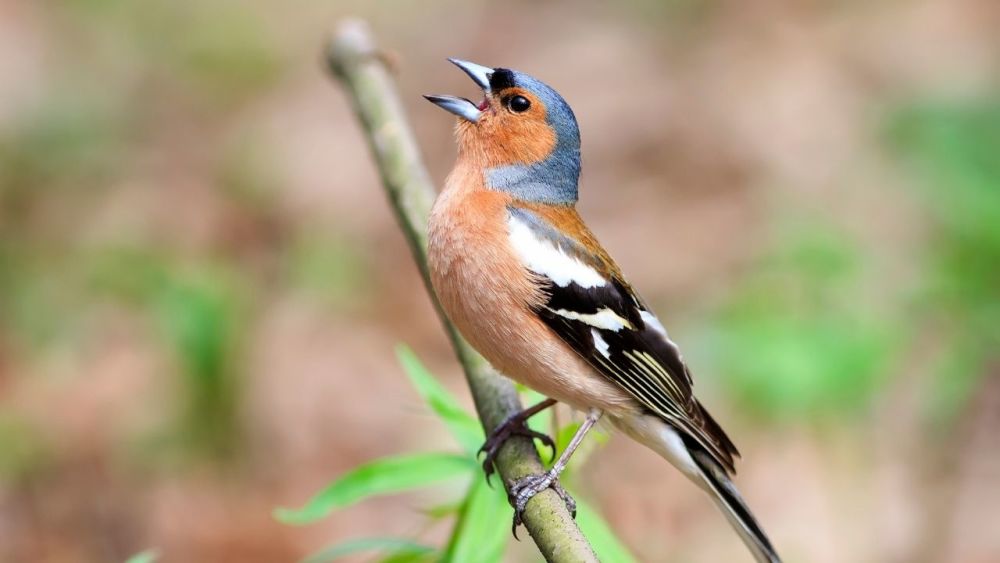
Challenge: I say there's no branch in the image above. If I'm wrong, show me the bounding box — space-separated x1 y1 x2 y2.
325 19 598 563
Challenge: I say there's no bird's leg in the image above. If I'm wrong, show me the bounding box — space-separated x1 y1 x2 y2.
479 398 557 485
508 408 602 535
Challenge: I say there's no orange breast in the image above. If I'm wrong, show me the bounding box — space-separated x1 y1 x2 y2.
426 165 637 413
427 165 546 354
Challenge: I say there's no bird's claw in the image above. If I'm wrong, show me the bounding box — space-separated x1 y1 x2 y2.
507 471 576 538
478 417 556 486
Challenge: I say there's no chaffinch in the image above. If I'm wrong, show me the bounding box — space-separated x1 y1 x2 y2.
425 59 780 563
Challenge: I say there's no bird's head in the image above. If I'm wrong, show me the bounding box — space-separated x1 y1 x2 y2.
425 59 581 204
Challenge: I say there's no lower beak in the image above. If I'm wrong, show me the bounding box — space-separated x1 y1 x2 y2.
424 58 494 123
423 94 482 122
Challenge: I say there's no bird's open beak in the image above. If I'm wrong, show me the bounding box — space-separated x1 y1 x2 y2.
423 58 494 123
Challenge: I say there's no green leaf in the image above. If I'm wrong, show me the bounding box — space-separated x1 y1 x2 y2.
300 537 434 563
274 453 475 525
442 477 510 563
421 500 463 519
379 551 438 563
575 497 637 563
396 345 484 454
124 550 159 563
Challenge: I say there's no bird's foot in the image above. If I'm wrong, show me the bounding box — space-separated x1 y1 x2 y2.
508 471 576 537
478 415 555 485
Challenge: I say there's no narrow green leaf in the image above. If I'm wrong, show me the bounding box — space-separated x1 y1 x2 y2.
575 497 637 563
442 476 510 563
300 537 434 563
396 345 484 454
379 550 438 563
421 500 463 519
124 550 159 563
274 453 475 525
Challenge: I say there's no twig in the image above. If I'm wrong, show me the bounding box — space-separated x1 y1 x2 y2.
325 19 599 563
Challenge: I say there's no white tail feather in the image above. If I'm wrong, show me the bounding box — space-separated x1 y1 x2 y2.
613 414 781 563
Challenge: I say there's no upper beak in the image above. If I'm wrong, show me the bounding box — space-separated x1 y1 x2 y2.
423 58 494 123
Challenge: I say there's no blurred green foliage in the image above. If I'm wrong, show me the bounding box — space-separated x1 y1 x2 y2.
71 245 250 459
0 412 51 482
707 94 1000 429
123 549 159 563
709 222 895 423
287 234 370 310
887 97 1000 428
152 266 248 457
301 538 435 563
0 0 350 471
0 91 129 348
0 93 126 209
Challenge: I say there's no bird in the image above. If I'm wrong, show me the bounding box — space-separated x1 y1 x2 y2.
424 58 781 563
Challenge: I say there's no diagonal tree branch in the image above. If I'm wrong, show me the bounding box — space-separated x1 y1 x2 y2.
325 18 598 563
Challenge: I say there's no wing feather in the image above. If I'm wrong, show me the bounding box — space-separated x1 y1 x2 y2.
508 205 739 473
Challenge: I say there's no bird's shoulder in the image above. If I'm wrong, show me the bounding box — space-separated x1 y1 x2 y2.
504 202 626 285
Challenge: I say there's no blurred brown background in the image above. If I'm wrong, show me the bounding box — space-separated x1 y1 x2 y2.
1 0 999 561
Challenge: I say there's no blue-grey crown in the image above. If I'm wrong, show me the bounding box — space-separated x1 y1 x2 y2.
486 69 582 204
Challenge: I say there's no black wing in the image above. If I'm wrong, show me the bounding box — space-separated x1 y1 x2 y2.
536 275 739 473
506 204 740 472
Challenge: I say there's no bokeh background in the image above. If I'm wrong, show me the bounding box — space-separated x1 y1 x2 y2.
1 0 998 561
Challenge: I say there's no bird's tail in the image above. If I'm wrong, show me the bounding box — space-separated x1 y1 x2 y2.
687 441 781 563
612 414 781 563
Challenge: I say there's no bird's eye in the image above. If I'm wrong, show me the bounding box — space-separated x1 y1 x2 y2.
506 95 531 113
